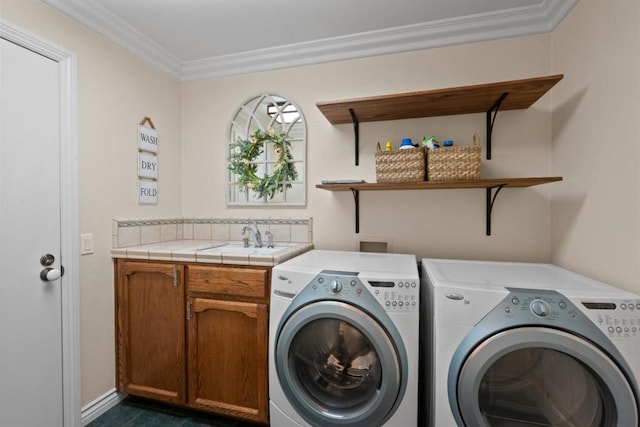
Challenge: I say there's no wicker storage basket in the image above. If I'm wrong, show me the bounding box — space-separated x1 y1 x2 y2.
375 143 425 183
427 132 481 181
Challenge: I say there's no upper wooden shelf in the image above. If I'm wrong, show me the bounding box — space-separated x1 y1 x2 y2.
316 177 563 192
316 75 564 125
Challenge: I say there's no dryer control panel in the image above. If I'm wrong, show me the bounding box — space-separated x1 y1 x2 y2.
502 288 640 341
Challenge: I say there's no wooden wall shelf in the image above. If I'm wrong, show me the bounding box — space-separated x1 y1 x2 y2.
316 177 563 235
315 75 565 235
316 177 562 192
316 75 564 164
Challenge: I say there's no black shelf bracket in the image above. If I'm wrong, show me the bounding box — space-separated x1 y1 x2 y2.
349 108 360 166
486 92 509 160
341 182 532 235
486 184 506 236
351 189 360 233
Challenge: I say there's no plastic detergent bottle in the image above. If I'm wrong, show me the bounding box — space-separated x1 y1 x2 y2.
399 138 413 149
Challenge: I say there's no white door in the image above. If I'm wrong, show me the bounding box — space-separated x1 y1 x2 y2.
0 37 65 426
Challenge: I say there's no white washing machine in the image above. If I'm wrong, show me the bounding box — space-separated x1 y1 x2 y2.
269 250 419 426
421 258 640 427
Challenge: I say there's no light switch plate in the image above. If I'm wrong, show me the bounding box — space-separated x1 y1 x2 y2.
81 233 94 255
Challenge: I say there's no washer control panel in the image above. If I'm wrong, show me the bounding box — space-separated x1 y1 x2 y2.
582 299 640 339
370 280 419 312
309 271 419 312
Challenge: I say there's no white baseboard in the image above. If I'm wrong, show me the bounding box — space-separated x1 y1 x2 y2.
81 388 126 426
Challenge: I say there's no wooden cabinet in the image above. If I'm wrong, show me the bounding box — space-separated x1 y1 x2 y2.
186 265 270 424
115 260 186 405
114 260 271 424
187 299 269 423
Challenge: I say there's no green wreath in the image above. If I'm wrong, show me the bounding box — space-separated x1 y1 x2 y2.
229 127 298 200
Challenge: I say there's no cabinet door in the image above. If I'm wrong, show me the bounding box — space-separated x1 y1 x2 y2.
115 260 186 404
187 298 269 424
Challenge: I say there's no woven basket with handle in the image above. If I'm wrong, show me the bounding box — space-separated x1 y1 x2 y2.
427 132 481 181
375 143 425 183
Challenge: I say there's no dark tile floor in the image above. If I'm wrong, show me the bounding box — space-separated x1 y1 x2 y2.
88 397 258 427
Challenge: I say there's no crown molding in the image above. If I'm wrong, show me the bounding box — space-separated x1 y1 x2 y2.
43 0 576 82
182 0 577 81
42 0 182 79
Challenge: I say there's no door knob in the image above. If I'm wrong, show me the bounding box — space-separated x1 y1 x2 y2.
40 267 62 282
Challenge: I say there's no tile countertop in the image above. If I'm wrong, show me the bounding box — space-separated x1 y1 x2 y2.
111 240 314 267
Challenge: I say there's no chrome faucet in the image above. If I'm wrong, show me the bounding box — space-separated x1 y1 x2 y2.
264 231 274 248
241 223 263 248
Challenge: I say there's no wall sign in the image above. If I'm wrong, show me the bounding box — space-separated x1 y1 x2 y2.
138 180 158 205
138 116 158 205
138 152 158 179
138 121 158 153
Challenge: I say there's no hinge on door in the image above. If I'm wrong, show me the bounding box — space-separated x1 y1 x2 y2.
186 300 192 320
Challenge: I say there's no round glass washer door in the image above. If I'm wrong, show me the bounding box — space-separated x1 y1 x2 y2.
455 327 638 427
275 300 405 426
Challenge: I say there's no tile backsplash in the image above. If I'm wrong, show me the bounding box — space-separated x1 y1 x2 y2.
112 217 313 248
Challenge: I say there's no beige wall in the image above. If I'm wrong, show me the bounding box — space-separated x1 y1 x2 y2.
183 34 554 262
1 0 183 405
4 0 639 413
550 0 640 293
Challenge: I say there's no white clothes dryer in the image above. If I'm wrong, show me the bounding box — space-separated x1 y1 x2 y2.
269 250 419 426
421 258 640 427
